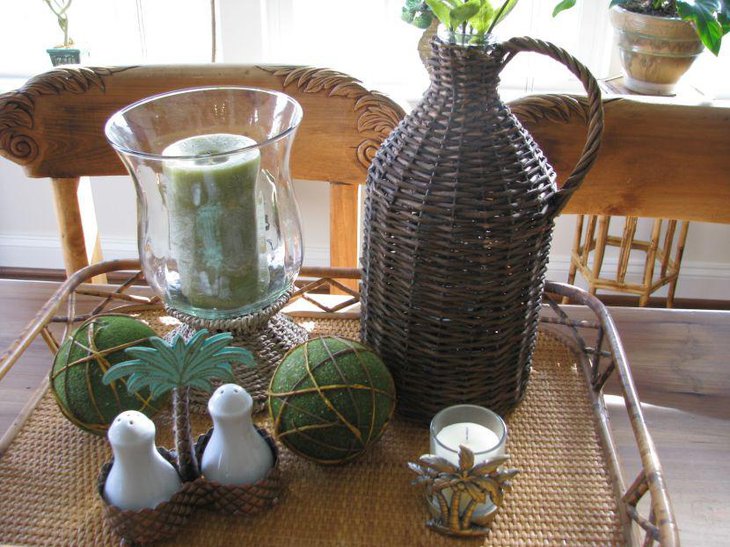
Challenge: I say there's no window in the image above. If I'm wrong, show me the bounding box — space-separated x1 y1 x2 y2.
4 1 726 99
220 0 615 100
0 0 213 85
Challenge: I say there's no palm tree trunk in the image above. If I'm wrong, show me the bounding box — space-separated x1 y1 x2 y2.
448 489 463 531
434 491 450 524
461 499 478 529
173 386 199 481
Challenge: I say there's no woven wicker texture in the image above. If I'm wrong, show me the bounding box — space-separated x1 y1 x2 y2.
0 316 622 546
361 36 602 424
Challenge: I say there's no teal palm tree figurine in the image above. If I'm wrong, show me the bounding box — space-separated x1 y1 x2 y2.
103 329 255 481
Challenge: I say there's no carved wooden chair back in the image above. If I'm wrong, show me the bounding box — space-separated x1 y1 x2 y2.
510 94 730 305
0 65 405 278
510 94 730 223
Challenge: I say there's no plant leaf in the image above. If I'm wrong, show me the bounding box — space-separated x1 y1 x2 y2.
677 0 724 54
150 383 173 399
471 455 510 475
458 445 475 471
465 481 488 502
182 362 234 384
471 0 495 33
418 454 458 474
552 0 576 17
494 0 519 25
102 359 147 384
450 0 481 28
186 332 237 365
413 12 434 28
187 377 215 393
425 0 453 27
719 0 730 32
401 7 416 23
215 347 256 367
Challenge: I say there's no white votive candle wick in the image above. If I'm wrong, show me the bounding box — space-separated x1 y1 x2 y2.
435 422 500 456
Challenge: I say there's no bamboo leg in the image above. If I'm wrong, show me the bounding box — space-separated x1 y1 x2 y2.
51 177 106 283
660 220 677 278
590 215 610 295
329 182 359 293
563 215 585 303
567 215 584 286
666 221 690 309
617 217 638 284
639 219 663 307
581 215 597 269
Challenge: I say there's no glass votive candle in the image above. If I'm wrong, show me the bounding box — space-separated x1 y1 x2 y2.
429 404 508 523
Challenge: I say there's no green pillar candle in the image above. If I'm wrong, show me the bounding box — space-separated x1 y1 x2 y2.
163 133 264 311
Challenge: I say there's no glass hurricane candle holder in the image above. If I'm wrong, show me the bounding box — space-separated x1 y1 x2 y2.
105 87 303 319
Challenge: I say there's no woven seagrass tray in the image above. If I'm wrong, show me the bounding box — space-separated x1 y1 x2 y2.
0 262 678 545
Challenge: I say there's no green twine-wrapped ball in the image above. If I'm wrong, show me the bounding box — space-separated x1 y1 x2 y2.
50 315 167 435
268 336 396 465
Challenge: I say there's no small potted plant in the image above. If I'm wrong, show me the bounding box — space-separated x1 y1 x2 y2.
401 0 519 65
401 1 439 66
43 0 80 66
554 0 730 95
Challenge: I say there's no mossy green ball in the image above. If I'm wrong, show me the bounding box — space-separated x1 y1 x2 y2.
268 336 396 464
50 315 167 435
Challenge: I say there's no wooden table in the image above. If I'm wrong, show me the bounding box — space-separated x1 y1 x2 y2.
1 278 729 545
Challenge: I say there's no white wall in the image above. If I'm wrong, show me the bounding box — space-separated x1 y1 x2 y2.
2 155 728 301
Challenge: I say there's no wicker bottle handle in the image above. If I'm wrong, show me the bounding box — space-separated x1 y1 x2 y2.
500 37 604 217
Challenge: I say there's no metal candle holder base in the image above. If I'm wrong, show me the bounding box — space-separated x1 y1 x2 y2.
166 288 308 411
409 446 519 537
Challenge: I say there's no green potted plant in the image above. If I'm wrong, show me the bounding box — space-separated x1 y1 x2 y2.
43 0 80 66
554 0 730 95
401 0 519 65
401 1 439 66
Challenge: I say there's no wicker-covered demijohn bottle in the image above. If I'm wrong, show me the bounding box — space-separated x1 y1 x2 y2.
361 31 604 424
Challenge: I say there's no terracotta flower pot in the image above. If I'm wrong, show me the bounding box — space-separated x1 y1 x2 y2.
610 5 704 95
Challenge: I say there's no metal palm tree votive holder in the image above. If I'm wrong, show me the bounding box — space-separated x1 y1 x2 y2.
105 86 308 408
409 405 519 537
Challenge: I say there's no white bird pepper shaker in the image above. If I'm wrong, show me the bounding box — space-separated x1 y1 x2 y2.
201 383 274 484
103 410 182 510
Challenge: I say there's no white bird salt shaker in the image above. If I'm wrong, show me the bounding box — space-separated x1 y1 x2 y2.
103 410 182 510
201 383 274 484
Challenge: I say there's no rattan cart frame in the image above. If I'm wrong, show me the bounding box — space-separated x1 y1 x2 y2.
0 260 678 545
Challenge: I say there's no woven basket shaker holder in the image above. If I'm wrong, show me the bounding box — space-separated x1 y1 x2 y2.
97 439 283 544
97 448 200 545
361 35 604 423
193 427 284 515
